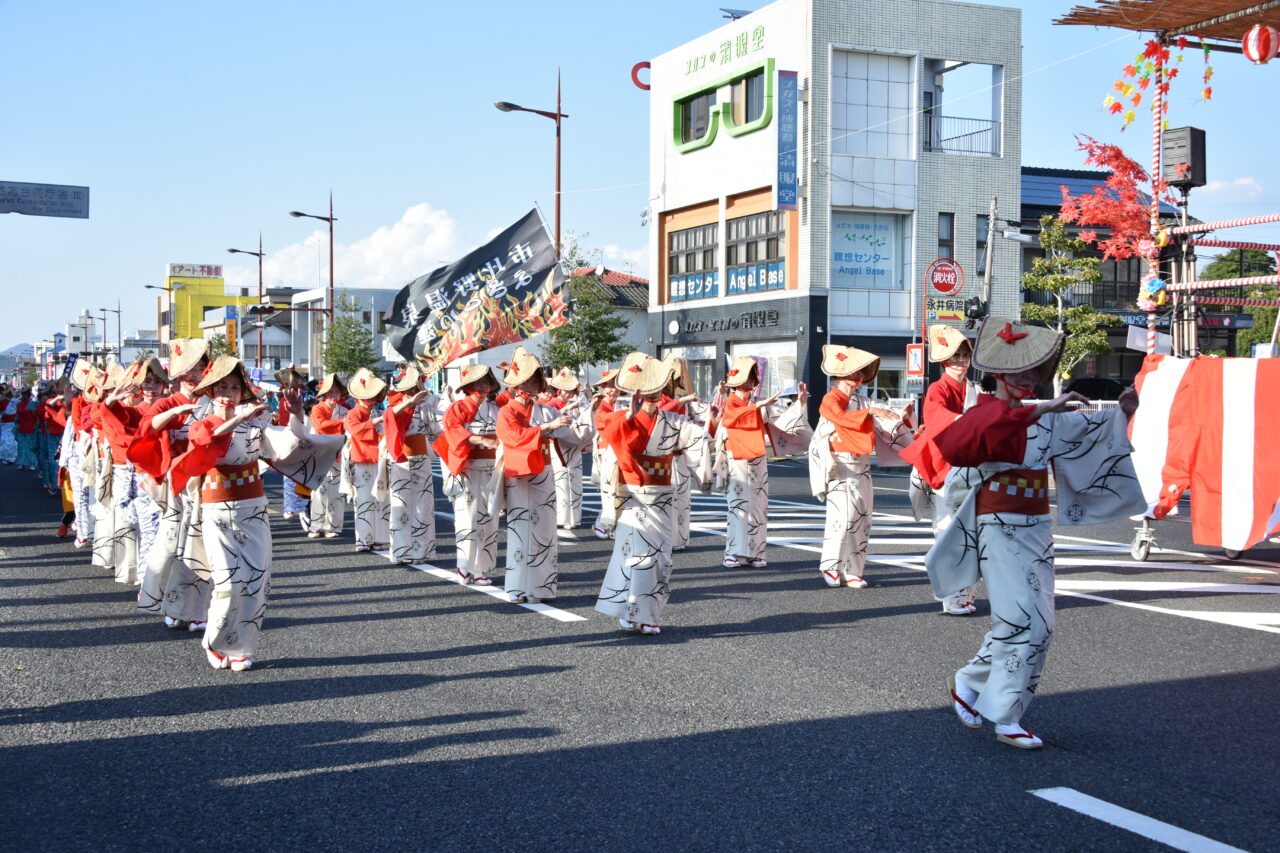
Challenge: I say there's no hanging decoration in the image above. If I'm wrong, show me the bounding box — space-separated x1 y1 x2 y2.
1107 34 1217 131
1137 274 1168 312
1243 24 1280 65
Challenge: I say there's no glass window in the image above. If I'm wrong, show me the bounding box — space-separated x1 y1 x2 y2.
830 211 907 290
729 340 797 399
976 214 989 276
725 210 787 296
667 222 719 303
680 91 717 144
938 213 954 259
731 70 766 126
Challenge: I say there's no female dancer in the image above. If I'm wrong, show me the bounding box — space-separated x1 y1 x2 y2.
434 365 503 585
308 373 349 539
383 364 442 564
344 368 389 552
596 353 708 635
929 318 1143 748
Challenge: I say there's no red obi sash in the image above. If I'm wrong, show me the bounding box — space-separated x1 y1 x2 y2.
201 464 265 503
975 467 1050 516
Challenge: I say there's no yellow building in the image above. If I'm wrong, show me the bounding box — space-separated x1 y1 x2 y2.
160 263 257 343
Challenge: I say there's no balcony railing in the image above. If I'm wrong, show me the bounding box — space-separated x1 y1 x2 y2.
923 113 1000 157
1024 281 1139 312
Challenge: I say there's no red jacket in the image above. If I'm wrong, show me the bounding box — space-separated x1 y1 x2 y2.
721 394 766 460
343 402 381 464
497 397 547 477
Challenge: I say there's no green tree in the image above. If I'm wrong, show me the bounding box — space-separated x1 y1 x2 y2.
1198 249 1278 354
539 235 633 374
135 348 154 361
19 367 38 387
1019 215 1123 394
323 294 378 376
208 333 230 359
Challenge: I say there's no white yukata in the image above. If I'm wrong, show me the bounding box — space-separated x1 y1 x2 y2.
387 396 442 564
714 397 811 564
596 408 709 627
550 396 594 529
663 399 711 552
439 395 504 583
0 399 16 462
308 401 349 535
59 406 94 544
343 403 389 549
590 403 621 536
808 389 914 585
927 402 1145 725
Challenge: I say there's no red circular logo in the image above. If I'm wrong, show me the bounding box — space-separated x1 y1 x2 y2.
926 258 963 296
631 62 651 91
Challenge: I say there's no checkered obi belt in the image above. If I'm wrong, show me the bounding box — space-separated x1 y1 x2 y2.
620 453 673 488
976 467 1050 516
201 463 265 504
403 434 429 457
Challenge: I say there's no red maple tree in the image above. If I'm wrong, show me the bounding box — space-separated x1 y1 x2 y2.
1058 135 1178 260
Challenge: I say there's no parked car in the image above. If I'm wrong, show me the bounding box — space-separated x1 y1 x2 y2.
1064 376 1127 400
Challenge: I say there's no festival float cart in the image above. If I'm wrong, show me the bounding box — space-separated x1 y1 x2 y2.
1056 1 1280 560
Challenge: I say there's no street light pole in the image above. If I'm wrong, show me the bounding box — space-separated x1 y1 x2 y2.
228 235 266 368
495 71 569 255
289 198 337 367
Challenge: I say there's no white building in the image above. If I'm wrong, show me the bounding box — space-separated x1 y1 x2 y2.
646 0 1022 400
290 287 401 379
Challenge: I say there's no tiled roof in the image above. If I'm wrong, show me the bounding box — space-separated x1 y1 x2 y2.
1022 166 1180 219
571 266 650 309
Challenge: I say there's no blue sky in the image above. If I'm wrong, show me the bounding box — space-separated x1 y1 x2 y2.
3 0 1276 349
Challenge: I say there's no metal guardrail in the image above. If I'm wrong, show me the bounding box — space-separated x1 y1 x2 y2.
923 114 1000 157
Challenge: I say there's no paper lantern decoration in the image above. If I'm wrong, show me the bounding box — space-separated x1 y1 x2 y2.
1243 24 1280 65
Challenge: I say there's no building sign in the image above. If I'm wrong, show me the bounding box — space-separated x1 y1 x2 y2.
776 70 798 211
681 309 781 334
684 24 766 76
0 181 89 219
906 343 924 376
831 212 897 289
726 262 784 295
1111 312 1252 330
167 263 224 278
927 297 965 322
926 258 964 295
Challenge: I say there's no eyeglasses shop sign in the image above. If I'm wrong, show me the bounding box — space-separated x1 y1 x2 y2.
680 309 781 334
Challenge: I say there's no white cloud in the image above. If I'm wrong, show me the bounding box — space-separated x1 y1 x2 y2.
594 243 649 279
225 202 462 292
1197 176 1263 203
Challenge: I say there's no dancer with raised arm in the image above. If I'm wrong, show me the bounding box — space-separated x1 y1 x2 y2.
589 369 621 540
929 318 1143 749
307 373 350 539
344 369 390 553
383 364 442 564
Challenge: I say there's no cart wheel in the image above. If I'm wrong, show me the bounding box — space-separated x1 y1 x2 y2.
1130 535 1152 562
1223 548 1242 560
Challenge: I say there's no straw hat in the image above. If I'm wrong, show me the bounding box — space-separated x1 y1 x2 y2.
549 367 580 392
972 317 1064 380
348 367 387 400
167 338 209 379
615 352 673 396
666 356 692 396
317 372 347 397
191 355 259 403
275 365 306 387
821 344 880 380
928 325 972 363
69 357 95 391
502 346 545 388
82 367 104 403
125 357 169 387
725 355 760 388
456 364 497 392
101 362 128 390
592 368 619 389
393 364 423 393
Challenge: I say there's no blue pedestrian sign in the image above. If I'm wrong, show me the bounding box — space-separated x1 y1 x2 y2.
251 367 264 384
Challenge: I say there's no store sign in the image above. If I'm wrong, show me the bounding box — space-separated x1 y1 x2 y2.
776 70 798 211
726 262 785 295
927 297 965 323
167 263 224 278
0 181 89 218
926 258 963 295
906 343 924 376
1111 312 1252 330
682 309 780 334
684 23 766 76
831 212 897 288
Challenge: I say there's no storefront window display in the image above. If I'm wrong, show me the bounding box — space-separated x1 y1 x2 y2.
729 339 797 398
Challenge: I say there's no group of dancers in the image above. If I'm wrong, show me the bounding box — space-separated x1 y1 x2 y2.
31 317 1145 749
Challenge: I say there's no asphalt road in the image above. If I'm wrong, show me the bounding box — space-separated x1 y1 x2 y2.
1 458 1277 852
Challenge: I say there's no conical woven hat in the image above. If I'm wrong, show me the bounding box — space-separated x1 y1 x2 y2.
275 365 306 387
348 368 387 400
317 373 347 397
928 325 972 363
457 364 496 392
549 367 580 392
821 344 879 380
129 357 169 387
615 352 671 396
82 367 104 402
167 338 209 379
102 362 128 390
725 355 759 388
502 346 545 388
972 317 1064 379
69 357 95 391
666 356 692 396
592 368 619 389
191 355 260 403
393 364 422 392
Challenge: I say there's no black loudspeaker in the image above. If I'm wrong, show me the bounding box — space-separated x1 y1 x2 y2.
1163 126 1206 188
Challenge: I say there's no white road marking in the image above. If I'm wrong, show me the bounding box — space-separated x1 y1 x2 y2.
1029 787 1247 853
